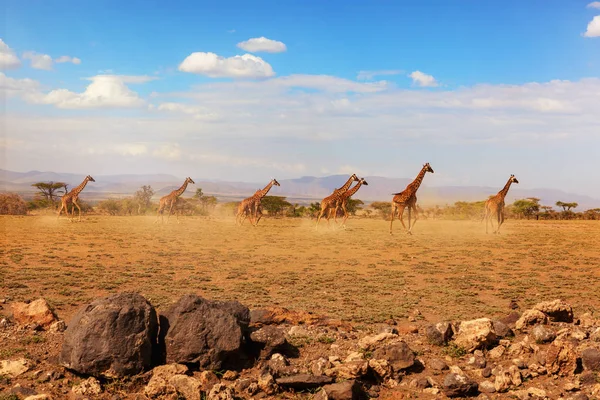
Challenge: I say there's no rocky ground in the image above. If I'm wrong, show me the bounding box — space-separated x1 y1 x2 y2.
1 294 600 400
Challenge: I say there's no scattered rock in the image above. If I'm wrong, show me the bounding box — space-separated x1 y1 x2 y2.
9 383 37 398
24 395 52 400
500 311 521 328
492 320 513 338
249 325 288 359
258 372 278 395
11 299 58 329
494 366 522 392
311 357 331 376
0 358 30 377
72 377 102 396
425 322 454 346
546 339 578 376
207 383 236 400
372 341 415 371
442 373 478 397
368 359 392 380
453 318 497 352
330 361 369 379
515 309 548 330
169 374 202 400
357 332 397 350
572 329 588 341
222 370 238 380
320 380 364 400
534 299 573 322
409 377 430 389
267 353 291 377
194 370 220 392
428 358 449 371
487 345 505 360
532 324 556 343
478 380 496 393
579 312 597 328
60 292 158 378
161 294 250 370
144 364 188 398
48 320 66 333
467 351 486 369
581 347 600 371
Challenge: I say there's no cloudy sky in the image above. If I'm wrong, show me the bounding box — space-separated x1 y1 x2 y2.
2 0 600 196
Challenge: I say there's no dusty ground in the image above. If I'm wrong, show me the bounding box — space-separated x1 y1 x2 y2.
2 216 599 324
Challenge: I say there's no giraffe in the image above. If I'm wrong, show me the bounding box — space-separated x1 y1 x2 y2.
315 174 360 229
57 175 95 222
483 174 519 234
236 179 281 226
331 177 369 229
155 177 195 224
389 163 434 235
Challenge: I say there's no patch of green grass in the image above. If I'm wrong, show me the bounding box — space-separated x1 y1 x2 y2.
317 336 336 344
20 334 47 345
442 343 467 359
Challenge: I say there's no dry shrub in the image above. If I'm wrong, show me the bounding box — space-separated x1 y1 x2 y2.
0 193 28 215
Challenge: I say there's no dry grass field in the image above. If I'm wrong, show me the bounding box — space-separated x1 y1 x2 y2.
2 216 599 325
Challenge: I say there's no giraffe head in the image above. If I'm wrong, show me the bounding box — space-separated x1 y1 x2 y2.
359 177 369 186
86 175 96 182
424 163 434 173
510 174 519 184
186 177 195 185
271 178 281 187
350 173 360 182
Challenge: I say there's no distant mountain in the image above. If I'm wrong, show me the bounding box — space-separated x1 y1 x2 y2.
1 169 598 210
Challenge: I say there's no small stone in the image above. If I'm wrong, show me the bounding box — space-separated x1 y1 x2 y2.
546 339 578 376
194 370 220 392
24 395 52 400
275 374 333 390
428 358 449 371
321 380 364 400
515 309 548 330
488 345 505 360
492 320 513 338
48 320 66 333
572 329 587 341
11 299 58 329
222 370 238 380
579 312 596 328
72 377 102 396
533 299 573 322
582 347 600 372
368 359 392 380
468 354 486 369
532 324 556 343
311 357 331 376
169 375 202 400
481 366 492 378
372 341 415 371
207 383 235 400
454 318 497 352
425 322 454 346
409 377 430 389
564 380 580 392
258 372 278 395
344 351 364 362
357 332 397 349
479 380 496 393
333 361 369 379
527 387 547 397
442 373 478 397
0 358 30 377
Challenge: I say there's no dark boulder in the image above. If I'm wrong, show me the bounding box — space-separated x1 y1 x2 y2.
59 292 158 378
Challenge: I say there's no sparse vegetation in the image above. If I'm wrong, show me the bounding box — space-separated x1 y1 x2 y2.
0 193 28 215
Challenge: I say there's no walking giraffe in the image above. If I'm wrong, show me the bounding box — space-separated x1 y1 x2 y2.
389 163 434 235
331 177 369 229
57 175 95 222
315 174 360 229
236 179 281 226
483 174 519 234
155 177 195 224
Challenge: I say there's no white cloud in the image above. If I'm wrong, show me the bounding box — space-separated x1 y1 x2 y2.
115 143 148 156
587 2 600 9
156 102 219 120
227 29 236 33
178 52 275 78
584 16 600 37
409 71 438 87
237 37 287 53
190 153 306 173
357 70 403 80
23 51 54 70
31 75 149 109
0 39 21 70
55 55 82 65
0 72 40 94
153 143 182 160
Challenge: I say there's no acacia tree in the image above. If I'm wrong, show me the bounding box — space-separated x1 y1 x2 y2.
134 185 155 214
31 181 67 206
556 201 578 211
512 198 540 219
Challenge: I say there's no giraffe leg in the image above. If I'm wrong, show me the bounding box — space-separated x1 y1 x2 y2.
333 204 341 226
409 205 419 234
341 202 349 229
155 200 164 224
255 205 263 226
407 207 413 235
73 199 82 222
497 210 505 233
397 205 407 231
389 204 397 235
166 200 175 223
315 207 327 230
57 202 65 220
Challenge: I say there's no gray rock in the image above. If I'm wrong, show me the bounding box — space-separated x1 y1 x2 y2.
442 373 478 397
478 380 496 393
161 294 250 370
532 324 556 343
275 374 333 390
492 320 513 338
249 325 288 359
581 347 600 372
428 358 449 371
372 342 415 371
426 322 454 346
59 292 158 378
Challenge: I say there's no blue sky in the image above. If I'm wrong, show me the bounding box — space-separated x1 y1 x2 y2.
2 0 600 197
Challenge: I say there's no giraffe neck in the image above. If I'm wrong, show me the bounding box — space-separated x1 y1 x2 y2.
498 178 513 199
174 180 189 197
344 181 363 198
409 167 428 193
336 176 356 193
256 181 274 199
70 177 90 197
